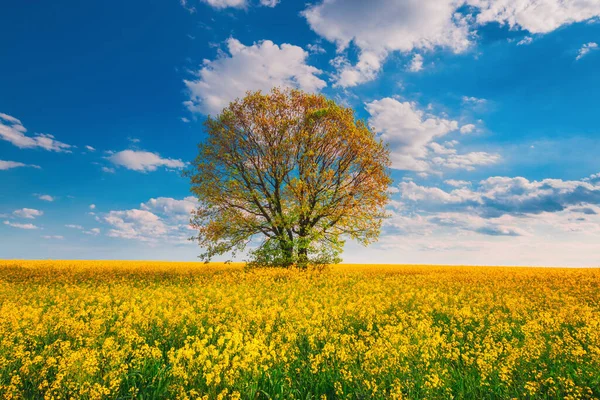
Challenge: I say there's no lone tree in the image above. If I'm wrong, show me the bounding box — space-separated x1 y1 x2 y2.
187 88 391 268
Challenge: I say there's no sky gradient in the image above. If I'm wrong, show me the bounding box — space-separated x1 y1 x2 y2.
1 0 600 266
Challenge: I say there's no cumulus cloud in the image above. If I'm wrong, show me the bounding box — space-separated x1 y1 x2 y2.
303 0 600 86
0 113 72 152
42 235 64 239
37 194 54 202
184 38 326 115
105 209 168 241
259 0 279 6
4 221 39 230
103 197 198 243
206 0 245 7
431 151 501 171
468 0 600 34
517 36 533 46
307 43 326 54
366 98 458 171
399 174 600 218
141 196 198 222
365 98 498 172
576 42 598 60
460 124 476 134
182 0 278 10
445 179 471 187
84 228 101 235
65 224 100 235
13 208 43 219
461 96 487 105
303 0 471 86
108 150 185 172
407 54 424 72
0 160 41 170
384 173 600 241
65 224 84 229
85 145 96 152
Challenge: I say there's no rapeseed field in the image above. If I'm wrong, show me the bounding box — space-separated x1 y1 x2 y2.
0 260 599 399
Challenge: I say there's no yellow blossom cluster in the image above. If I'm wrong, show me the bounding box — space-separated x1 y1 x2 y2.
1 260 599 398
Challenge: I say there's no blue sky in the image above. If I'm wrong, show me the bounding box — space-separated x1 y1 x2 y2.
1 0 600 266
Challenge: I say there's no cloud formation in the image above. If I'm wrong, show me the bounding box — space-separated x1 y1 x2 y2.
103 197 198 242
576 42 598 60
398 174 600 218
365 98 498 172
0 113 72 152
4 221 39 230
182 0 278 11
184 38 326 115
37 194 55 202
108 150 185 172
407 54 424 72
0 160 40 170
13 208 43 219
303 0 600 86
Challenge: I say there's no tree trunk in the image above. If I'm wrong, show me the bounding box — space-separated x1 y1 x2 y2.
278 237 294 267
298 246 308 269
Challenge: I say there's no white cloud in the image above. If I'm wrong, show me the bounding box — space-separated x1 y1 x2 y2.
202 0 245 8
366 98 458 171
65 224 84 229
0 113 72 152
445 179 471 187
64 223 101 235
104 209 169 241
467 0 600 34
108 150 186 172
378 173 600 257
102 166 116 173
407 54 424 72
4 221 39 230
303 0 600 86
182 0 279 11
365 98 498 173
184 38 326 115
103 197 198 243
90 204 96 210
307 43 326 54
576 42 598 60
140 196 198 221
432 151 500 171
460 124 476 134
13 208 43 219
461 96 487 105
259 0 279 6
400 174 600 218
42 235 64 240
0 160 41 170
517 36 533 46
37 194 55 202
85 145 96 152
303 0 472 87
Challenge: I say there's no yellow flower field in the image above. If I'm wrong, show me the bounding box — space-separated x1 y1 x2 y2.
1 260 599 399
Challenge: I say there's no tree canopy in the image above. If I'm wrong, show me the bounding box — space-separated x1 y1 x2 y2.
187 88 391 268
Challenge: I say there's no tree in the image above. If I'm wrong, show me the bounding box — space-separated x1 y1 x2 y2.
187 88 391 268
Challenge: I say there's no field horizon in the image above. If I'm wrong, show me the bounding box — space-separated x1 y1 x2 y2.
3 259 599 270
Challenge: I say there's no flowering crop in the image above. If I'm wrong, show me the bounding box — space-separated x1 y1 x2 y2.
1 260 599 399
